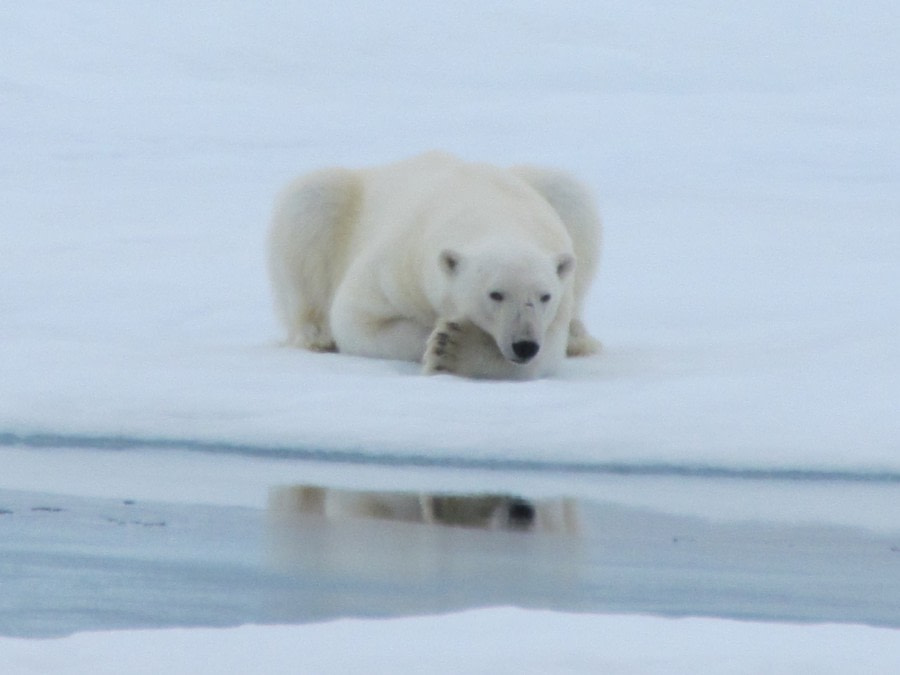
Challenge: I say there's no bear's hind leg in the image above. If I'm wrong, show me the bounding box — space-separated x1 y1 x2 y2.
268 168 360 351
566 318 602 357
294 308 337 352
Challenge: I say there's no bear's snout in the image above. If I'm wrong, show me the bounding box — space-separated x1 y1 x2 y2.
511 340 540 363
506 499 536 529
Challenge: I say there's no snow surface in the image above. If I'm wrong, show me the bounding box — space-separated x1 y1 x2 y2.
2 0 900 669
3 608 900 675
2 0 898 477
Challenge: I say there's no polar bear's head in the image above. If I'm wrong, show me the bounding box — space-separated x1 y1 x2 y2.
439 247 575 364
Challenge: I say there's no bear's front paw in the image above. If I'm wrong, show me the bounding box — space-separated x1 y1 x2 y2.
423 320 464 375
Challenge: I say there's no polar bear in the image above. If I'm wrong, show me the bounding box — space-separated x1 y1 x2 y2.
268 485 580 534
268 152 600 379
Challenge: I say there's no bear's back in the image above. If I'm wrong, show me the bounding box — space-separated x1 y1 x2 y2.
355 152 571 254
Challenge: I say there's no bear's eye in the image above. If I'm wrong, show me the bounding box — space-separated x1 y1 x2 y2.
540 294 551 303
489 291 504 302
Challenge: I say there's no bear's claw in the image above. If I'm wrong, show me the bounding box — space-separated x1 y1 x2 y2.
423 319 464 375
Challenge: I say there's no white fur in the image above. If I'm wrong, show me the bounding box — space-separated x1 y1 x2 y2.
268 486 579 535
268 152 600 379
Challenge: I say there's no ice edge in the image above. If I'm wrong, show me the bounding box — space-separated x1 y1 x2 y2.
2 432 899 485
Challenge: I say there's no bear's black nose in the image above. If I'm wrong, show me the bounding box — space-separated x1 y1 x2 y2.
507 499 536 528
512 340 540 362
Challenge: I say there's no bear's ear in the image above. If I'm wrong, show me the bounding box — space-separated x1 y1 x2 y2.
556 253 576 279
440 249 462 276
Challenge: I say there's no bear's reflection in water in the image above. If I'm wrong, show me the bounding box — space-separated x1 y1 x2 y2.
267 486 583 595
